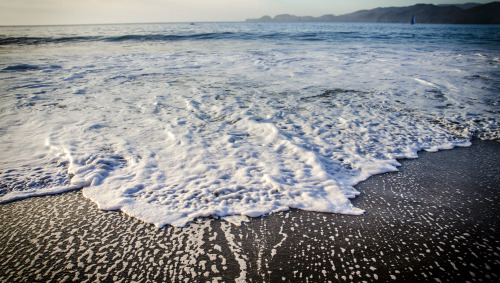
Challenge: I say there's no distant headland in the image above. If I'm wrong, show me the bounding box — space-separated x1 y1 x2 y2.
246 2 500 24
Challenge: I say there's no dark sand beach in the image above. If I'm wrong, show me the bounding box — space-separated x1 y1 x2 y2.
1 141 499 282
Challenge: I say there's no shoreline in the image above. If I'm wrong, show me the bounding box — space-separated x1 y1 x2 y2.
1 140 499 282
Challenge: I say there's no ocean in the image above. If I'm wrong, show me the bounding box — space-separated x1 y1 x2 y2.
0 22 499 227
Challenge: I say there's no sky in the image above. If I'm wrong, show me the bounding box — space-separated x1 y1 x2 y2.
0 0 494 26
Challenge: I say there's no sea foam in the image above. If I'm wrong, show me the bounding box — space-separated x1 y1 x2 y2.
0 23 498 227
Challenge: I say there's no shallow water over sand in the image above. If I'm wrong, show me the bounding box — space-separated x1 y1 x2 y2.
0 141 499 282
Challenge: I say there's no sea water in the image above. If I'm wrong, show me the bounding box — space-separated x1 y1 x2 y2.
0 23 498 227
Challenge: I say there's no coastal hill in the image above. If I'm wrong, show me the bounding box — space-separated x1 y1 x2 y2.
246 2 500 24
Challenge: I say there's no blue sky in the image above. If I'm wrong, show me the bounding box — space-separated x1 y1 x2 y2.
0 0 494 25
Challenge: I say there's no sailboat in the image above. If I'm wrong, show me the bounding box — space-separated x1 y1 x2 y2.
411 15 416 25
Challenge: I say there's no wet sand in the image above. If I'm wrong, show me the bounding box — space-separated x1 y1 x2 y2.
1 141 499 282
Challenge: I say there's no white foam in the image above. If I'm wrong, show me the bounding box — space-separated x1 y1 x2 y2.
415 78 439 88
0 23 497 227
